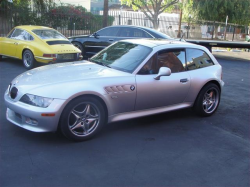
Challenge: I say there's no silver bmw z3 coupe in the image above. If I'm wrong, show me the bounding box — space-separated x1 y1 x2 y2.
5 39 224 141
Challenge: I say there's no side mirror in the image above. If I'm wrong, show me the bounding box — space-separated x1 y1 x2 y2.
154 67 171 80
93 32 99 38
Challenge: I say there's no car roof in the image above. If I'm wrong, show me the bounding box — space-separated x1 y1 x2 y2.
121 38 199 49
15 25 53 32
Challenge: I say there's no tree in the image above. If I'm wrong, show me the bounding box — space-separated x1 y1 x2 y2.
121 0 179 29
103 0 109 27
183 0 250 38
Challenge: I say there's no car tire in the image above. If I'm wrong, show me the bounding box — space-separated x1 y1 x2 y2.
193 83 220 117
23 50 36 69
60 96 106 141
0 55 2 60
72 42 83 53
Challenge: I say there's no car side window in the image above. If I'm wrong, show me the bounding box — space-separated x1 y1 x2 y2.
186 48 214 70
7 29 15 38
11 29 34 41
138 49 186 75
119 28 152 38
96 27 119 37
157 50 186 73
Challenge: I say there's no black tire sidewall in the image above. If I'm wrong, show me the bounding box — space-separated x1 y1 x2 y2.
194 83 220 117
60 96 106 141
23 50 35 69
72 42 83 53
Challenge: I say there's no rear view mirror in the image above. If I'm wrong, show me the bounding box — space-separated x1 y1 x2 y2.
154 67 171 80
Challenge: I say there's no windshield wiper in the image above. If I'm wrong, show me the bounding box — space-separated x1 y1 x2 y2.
89 59 111 68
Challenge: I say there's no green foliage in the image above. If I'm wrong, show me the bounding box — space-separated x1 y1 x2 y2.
183 0 250 25
0 1 114 32
48 5 114 32
121 0 179 29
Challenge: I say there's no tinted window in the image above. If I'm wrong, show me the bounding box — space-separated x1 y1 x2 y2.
11 29 34 41
119 27 151 38
186 49 214 70
96 27 120 36
138 49 185 75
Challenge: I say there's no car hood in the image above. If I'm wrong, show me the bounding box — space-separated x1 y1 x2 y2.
12 61 131 88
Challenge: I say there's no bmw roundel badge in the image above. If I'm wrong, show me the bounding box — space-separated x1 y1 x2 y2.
130 85 135 91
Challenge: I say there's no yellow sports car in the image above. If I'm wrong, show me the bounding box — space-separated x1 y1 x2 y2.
0 25 82 69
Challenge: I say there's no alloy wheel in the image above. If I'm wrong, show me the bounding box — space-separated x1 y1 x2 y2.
202 88 219 114
68 102 100 136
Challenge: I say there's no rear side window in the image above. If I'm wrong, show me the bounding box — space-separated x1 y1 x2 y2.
96 27 120 37
186 49 214 70
10 29 34 41
119 27 152 38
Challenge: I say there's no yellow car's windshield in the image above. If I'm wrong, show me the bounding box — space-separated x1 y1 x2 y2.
32 29 66 40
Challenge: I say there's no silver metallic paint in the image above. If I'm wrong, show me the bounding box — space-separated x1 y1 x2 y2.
5 39 224 132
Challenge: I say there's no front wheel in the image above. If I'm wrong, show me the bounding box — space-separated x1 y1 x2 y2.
60 96 106 141
194 83 220 117
23 50 36 69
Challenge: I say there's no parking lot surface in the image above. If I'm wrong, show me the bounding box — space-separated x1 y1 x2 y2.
0 56 249 187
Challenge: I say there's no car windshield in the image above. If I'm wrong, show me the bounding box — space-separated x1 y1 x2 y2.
90 42 152 73
32 29 66 40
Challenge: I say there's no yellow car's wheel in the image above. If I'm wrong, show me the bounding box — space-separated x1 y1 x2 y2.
0 55 2 60
23 50 36 69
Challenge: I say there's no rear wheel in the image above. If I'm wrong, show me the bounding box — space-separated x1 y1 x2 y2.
194 83 220 116
60 96 106 141
72 42 83 53
23 50 36 69
0 55 2 60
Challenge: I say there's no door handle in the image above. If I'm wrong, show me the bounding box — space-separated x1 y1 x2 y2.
180 78 188 83
109 39 114 41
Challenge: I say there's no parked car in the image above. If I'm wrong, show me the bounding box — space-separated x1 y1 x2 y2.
5 39 224 141
68 25 172 59
0 25 82 69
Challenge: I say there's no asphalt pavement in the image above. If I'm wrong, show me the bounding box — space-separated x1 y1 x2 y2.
0 56 249 187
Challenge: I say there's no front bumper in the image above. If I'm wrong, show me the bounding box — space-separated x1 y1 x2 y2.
4 91 66 132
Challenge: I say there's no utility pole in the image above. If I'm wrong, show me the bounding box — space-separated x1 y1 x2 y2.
177 0 182 38
103 0 108 27
224 15 228 40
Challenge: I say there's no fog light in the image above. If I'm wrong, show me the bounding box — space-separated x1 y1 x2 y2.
25 117 38 125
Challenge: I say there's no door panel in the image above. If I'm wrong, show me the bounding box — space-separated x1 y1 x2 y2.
84 36 118 58
1 38 17 57
135 72 190 110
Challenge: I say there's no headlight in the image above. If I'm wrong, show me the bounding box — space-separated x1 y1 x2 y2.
20 94 53 108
